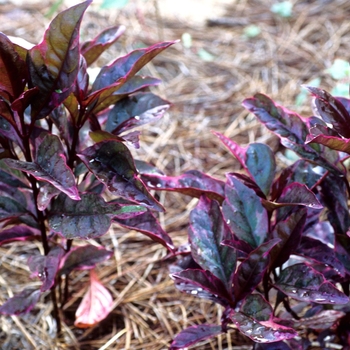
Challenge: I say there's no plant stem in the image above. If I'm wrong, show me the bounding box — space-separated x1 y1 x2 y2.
62 239 73 305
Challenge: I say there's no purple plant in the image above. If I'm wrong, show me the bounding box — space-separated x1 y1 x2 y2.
0 0 176 331
141 87 350 348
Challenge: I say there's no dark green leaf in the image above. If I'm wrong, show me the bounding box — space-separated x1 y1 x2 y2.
48 193 109 239
213 132 275 196
223 175 268 248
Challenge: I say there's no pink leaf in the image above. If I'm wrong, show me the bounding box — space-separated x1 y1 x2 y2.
74 270 113 328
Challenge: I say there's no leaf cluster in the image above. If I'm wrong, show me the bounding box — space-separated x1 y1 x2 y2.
0 0 175 327
141 87 350 348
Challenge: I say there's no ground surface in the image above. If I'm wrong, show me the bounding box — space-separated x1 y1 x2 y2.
0 0 350 349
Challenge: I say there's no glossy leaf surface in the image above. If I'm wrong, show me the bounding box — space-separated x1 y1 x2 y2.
171 269 233 306
105 92 170 134
79 140 163 211
28 1 90 119
223 175 268 248
270 210 307 268
305 86 350 138
274 263 349 304
297 236 345 276
233 239 280 301
214 132 275 196
141 170 225 202
113 209 174 251
170 324 222 349
75 270 113 328
49 192 143 239
230 294 297 343
242 93 342 174
189 196 236 290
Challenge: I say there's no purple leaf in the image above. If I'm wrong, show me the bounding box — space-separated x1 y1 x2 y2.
0 225 40 246
335 234 350 275
293 309 345 330
0 159 30 188
233 239 280 301
81 25 126 66
242 93 342 175
274 263 349 304
0 114 24 151
213 132 276 196
141 170 225 202
240 294 273 321
28 246 65 292
37 183 61 211
0 33 27 100
106 92 170 134
59 245 113 276
307 132 350 154
271 160 324 202
92 41 175 92
0 288 41 315
276 182 322 221
336 96 350 114
255 342 292 350
78 140 164 211
171 269 233 305
223 175 268 248
296 236 345 277
50 103 74 145
270 210 307 269
221 238 253 256
0 195 29 222
28 1 91 119
230 294 297 343
90 76 162 116
319 173 350 235
113 209 175 251
86 41 176 113
189 196 236 290
4 134 80 200
49 192 142 239
170 324 222 349
305 86 350 138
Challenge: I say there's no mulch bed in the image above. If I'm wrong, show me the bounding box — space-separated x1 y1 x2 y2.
0 0 349 348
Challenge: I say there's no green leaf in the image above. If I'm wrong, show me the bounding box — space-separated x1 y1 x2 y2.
223 176 268 248
189 196 236 291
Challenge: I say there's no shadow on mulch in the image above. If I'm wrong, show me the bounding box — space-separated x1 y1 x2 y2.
0 0 349 349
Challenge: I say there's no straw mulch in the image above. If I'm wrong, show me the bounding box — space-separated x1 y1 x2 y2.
0 0 349 349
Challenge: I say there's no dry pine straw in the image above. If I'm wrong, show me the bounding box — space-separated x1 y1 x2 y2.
0 0 350 349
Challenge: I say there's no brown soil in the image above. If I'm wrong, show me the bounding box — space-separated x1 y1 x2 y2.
0 0 349 349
